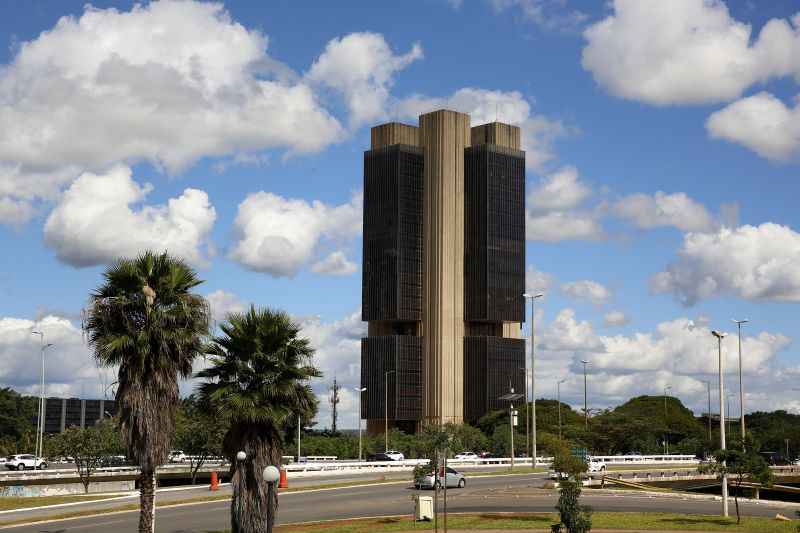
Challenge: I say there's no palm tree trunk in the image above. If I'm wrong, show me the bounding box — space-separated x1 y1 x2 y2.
229 426 281 533
139 470 156 533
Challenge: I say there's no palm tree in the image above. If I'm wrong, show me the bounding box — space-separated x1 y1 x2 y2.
198 306 320 533
84 251 209 533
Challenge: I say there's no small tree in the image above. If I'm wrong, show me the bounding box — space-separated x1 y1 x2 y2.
175 396 226 484
50 420 122 493
549 437 591 533
700 436 773 524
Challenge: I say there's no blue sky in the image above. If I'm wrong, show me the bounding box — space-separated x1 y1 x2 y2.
1 0 799 429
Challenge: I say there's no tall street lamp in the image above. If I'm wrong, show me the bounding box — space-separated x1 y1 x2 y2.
523 292 543 465
702 380 712 444
263 465 280 533
731 319 748 444
384 370 396 453
498 387 523 470
663 385 672 455
580 360 590 428
712 329 729 517
31 331 53 461
557 379 567 440
518 366 528 461
354 387 367 461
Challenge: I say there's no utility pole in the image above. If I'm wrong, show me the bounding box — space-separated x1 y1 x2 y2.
663 385 672 455
523 293 543 466
581 360 590 428
329 377 341 434
355 387 366 460
384 370 395 452
557 379 566 440
703 380 712 444
732 319 748 446
712 330 729 518
31 331 52 461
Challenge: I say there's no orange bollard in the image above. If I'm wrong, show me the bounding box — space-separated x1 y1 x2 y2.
279 468 288 489
210 471 219 491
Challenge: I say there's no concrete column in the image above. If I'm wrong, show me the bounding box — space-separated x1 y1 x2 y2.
80 400 86 428
60 399 66 433
420 109 470 426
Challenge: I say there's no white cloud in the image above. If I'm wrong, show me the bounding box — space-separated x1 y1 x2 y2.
229 191 361 277
206 290 247 324
539 308 602 351
614 191 716 232
489 0 588 31
652 223 800 305
43 165 216 267
561 280 612 305
527 211 604 242
706 92 800 161
526 166 604 242
307 32 422 128
0 0 343 220
311 251 358 276
396 87 570 170
528 166 591 212
526 265 554 295
603 310 629 327
0 315 111 398
581 0 800 105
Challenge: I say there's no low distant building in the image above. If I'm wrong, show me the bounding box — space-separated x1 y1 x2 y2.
39 397 116 433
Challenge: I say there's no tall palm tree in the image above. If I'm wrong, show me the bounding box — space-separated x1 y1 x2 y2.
198 306 320 533
84 251 209 533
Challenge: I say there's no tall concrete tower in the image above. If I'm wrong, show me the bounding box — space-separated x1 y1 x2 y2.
361 110 525 435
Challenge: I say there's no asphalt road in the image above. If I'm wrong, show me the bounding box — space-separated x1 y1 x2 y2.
2 472 798 533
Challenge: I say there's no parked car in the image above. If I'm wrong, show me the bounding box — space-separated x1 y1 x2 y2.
5 454 46 470
415 466 466 489
793 458 800 466
384 450 405 461
454 452 478 460
169 450 188 463
587 458 606 473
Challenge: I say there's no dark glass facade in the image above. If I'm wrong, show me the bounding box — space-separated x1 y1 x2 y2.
362 144 424 322
464 144 525 323
38 398 117 433
463 336 526 423
360 336 423 422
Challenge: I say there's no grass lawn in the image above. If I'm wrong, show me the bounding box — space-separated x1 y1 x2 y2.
263 512 799 533
0 494 112 511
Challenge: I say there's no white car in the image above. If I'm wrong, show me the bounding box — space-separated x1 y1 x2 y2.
587 458 606 473
168 450 187 463
454 452 478 460
385 450 405 461
5 454 46 470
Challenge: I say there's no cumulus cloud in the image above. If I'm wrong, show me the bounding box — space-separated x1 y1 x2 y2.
206 290 247 324
603 310 629 327
307 32 423 128
396 88 570 170
533 308 794 414
43 165 216 267
489 0 588 32
526 166 604 241
652 223 800 305
229 191 361 277
526 265 554 295
614 191 716 232
0 0 343 220
0 315 111 398
582 0 800 106
311 251 358 276
706 92 800 161
561 280 612 305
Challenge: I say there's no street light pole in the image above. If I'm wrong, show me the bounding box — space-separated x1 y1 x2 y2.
664 385 672 455
557 379 566 440
703 380 712 444
31 331 52 461
297 415 301 462
523 293 543 466
732 319 748 446
712 330 729 517
354 387 367 461
580 360 590 428
384 370 395 453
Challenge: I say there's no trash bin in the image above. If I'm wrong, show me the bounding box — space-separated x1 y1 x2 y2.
414 495 433 521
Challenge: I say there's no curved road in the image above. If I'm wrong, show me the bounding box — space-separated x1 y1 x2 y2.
2 473 796 532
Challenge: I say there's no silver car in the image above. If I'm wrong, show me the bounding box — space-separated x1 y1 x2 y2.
415 466 466 489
